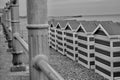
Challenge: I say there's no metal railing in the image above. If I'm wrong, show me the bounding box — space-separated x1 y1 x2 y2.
33 55 64 80
2 23 64 80
13 32 64 80
13 33 64 80
13 32 28 52
0 0 65 79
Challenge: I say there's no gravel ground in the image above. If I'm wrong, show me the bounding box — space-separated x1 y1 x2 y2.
49 48 108 80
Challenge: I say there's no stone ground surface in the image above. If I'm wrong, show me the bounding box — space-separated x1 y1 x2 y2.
0 30 12 80
0 24 29 80
0 23 108 80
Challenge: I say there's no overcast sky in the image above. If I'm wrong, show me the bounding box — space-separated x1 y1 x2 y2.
0 0 120 16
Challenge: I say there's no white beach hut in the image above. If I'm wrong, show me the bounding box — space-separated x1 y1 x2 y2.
64 20 79 61
93 21 120 80
56 20 67 55
48 20 57 50
76 21 98 69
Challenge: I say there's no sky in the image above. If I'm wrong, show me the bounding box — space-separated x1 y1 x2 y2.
0 0 120 16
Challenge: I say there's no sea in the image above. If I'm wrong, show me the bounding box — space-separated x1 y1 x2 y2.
19 14 120 42
20 14 120 24
66 14 120 22
19 14 120 31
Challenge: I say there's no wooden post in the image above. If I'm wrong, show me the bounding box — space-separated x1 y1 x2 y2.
10 0 26 72
27 0 49 80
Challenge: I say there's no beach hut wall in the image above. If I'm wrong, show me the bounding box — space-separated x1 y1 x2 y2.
77 21 98 69
49 20 57 50
64 20 79 61
93 21 120 80
56 20 67 55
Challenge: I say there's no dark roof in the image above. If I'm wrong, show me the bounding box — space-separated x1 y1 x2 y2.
49 19 67 28
99 21 120 35
52 20 58 27
48 19 58 28
79 21 99 32
67 20 80 30
58 20 67 29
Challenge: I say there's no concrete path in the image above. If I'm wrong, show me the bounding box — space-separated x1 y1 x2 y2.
0 26 12 80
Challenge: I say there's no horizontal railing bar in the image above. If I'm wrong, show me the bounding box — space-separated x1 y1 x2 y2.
33 55 64 80
13 32 28 53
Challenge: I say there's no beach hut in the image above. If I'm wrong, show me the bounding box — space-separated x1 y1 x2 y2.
92 21 120 80
56 20 67 55
76 21 98 69
64 20 79 61
49 20 57 50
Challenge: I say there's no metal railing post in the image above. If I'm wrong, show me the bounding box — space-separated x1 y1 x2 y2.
2 8 6 28
3 7 6 27
1 9 4 25
6 2 12 31
10 0 26 72
6 3 9 28
2 7 9 40
27 0 49 80
5 2 13 52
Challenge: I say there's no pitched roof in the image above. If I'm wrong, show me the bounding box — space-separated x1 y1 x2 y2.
57 20 67 29
67 20 80 30
52 20 58 27
99 21 120 35
79 21 99 33
48 19 58 28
